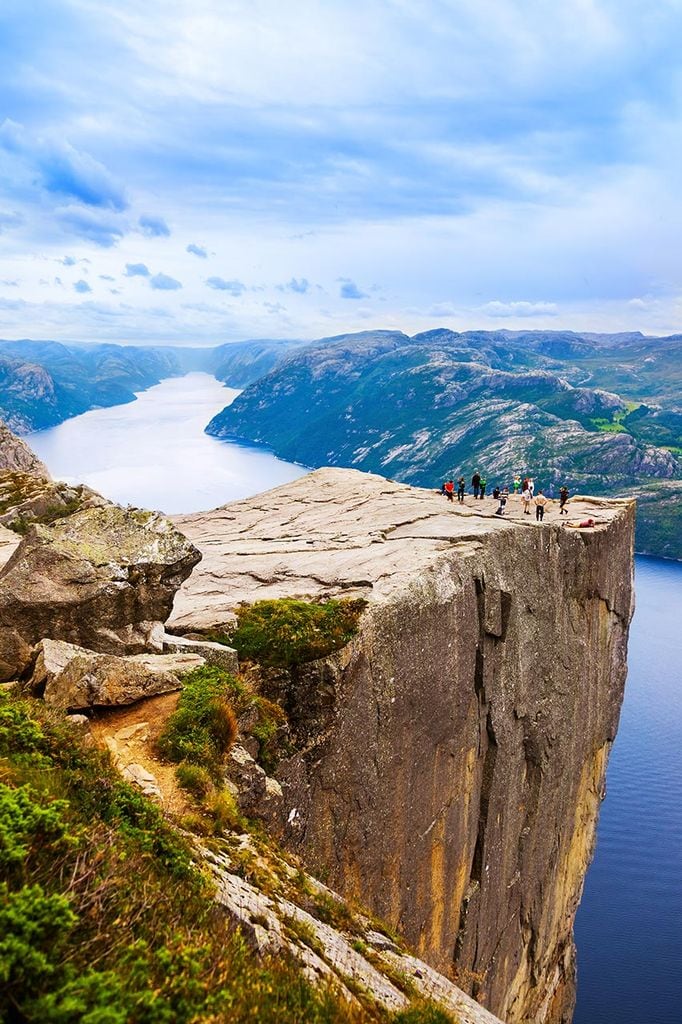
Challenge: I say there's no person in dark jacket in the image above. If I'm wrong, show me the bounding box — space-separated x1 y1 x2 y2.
457 476 466 502
471 471 481 498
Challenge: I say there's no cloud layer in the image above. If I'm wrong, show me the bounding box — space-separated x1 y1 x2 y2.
0 1 680 341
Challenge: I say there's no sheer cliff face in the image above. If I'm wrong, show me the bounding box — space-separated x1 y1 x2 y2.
172 469 635 1024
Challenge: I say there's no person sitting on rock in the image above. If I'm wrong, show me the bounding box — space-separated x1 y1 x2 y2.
495 491 507 516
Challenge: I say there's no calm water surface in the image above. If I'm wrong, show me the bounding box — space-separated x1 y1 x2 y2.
574 555 682 1024
28 375 682 1022
29 372 305 513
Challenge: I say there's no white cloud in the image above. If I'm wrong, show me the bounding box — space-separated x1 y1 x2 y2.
481 300 559 318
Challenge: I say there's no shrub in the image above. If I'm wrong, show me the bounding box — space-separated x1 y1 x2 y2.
393 1005 457 1024
206 789 243 833
231 597 366 668
174 763 212 799
0 691 364 1024
156 667 238 776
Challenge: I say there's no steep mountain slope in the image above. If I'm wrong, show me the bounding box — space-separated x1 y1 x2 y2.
205 329 682 557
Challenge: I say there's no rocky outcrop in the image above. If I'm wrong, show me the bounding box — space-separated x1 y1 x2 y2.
172 468 635 1024
0 422 50 476
199 835 506 1024
0 470 107 531
27 638 204 710
0 504 201 682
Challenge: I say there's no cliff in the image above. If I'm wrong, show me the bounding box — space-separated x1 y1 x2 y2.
171 469 635 1024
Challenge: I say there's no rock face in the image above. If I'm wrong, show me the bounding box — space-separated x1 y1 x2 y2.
28 638 204 711
0 422 50 476
172 468 635 1024
0 504 201 682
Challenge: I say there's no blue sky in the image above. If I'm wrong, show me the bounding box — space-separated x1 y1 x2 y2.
0 0 681 343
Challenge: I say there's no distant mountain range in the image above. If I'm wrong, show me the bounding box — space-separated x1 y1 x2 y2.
1 329 680 558
205 328 682 559
0 338 303 432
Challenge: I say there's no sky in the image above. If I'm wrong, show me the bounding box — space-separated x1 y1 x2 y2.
0 0 681 344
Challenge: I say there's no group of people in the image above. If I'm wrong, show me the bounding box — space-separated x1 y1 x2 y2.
440 472 572 521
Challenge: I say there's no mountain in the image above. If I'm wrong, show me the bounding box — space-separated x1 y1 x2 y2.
0 338 304 432
205 328 682 557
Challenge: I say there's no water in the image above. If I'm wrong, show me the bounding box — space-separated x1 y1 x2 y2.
29 372 306 514
27 376 682 1021
574 555 682 1024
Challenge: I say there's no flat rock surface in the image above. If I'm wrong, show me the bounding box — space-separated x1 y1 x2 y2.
170 467 631 630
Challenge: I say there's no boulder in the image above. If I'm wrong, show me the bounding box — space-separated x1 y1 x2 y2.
0 422 50 477
0 504 201 682
28 638 204 710
158 629 239 674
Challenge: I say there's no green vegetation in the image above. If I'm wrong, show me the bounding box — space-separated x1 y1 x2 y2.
231 597 366 669
156 667 237 777
394 1007 458 1024
174 762 212 798
0 690 460 1023
0 691 369 1023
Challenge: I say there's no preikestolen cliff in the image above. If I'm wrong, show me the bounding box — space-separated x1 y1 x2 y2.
1 418 636 1023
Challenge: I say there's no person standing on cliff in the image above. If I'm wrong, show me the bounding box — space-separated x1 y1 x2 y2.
513 475 521 495
472 470 481 498
534 490 548 521
559 485 569 514
521 485 532 514
457 476 466 502
479 475 487 499
444 479 455 502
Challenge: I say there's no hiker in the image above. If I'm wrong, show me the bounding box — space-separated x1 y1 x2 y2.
513 475 521 494
495 489 508 516
559 486 569 515
444 479 455 502
472 470 481 498
492 486 500 500
563 518 596 529
479 475 487 499
534 490 549 521
457 476 466 502
521 485 532 514
440 482 446 495
528 477 535 498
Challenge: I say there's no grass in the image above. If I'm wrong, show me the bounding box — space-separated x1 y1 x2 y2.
230 597 367 669
0 690 371 1024
156 667 238 778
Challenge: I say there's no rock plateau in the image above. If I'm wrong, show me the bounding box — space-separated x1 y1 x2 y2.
172 467 635 1024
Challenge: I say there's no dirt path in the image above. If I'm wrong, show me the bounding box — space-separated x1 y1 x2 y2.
89 692 190 816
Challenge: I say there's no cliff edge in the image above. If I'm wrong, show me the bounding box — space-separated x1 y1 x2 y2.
171 468 635 1024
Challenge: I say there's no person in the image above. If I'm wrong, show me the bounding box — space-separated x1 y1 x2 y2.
479 475 487 499
457 476 466 502
563 517 596 529
513 475 521 494
527 477 535 498
534 489 548 521
492 486 500 500
471 470 481 499
444 479 455 502
521 485 532 514
559 486 569 515
440 482 446 495
495 488 508 515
